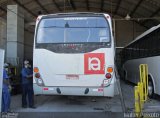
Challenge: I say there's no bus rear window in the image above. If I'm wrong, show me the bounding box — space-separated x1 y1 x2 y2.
36 17 111 43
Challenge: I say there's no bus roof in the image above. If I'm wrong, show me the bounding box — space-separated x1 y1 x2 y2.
38 12 110 18
124 24 160 48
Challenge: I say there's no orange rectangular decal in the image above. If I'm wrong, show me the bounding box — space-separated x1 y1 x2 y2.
84 53 105 74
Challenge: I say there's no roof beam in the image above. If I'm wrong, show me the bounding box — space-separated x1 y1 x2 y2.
13 0 37 17
134 20 149 29
100 0 104 12
141 7 160 26
113 0 122 17
69 0 76 10
0 3 34 33
0 6 7 13
86 0 89 11
52 0 62 11
25 28 34 34
150 7 160 17
34 0 49 14
0 6 7 17
1 4 28 22
130 0 143 17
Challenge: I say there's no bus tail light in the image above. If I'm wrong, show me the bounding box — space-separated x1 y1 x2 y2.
103 77 112 87
107 67 113 73
103 73 112 86
34 67 44 86
35 73 40 78
36 77 44 86
34 67 39 73
105 73 111 79
37 78 44 86
102 79 111 87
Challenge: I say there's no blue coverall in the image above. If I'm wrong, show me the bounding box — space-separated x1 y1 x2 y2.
21 67 34 107
2 69 11 112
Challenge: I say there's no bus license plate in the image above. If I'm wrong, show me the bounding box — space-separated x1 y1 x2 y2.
66 75 79 80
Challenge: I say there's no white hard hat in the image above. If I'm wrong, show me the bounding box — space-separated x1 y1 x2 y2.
24 60 29 65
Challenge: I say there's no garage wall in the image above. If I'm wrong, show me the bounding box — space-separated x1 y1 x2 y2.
0 18 7 50
115 20 147 47
24 31 34 60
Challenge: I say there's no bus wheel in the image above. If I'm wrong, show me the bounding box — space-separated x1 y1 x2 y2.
124 71 127 81
148 76 155 98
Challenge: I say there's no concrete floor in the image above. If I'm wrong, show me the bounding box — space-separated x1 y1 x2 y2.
9 80 160 118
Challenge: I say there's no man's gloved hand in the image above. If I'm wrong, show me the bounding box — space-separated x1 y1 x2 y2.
27 75 33 80
8 85 12 92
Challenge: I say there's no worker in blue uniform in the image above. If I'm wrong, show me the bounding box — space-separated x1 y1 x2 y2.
21 60 35 108
2 64 11 112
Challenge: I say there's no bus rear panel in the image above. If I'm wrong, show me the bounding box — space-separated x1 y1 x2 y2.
33 13 116 97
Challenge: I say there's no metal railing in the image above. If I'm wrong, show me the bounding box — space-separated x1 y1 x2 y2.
135 64 148 118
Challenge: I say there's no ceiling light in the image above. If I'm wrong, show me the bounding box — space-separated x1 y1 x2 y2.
125 14 131 20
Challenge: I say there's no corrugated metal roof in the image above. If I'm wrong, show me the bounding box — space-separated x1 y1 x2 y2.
0 0 160 30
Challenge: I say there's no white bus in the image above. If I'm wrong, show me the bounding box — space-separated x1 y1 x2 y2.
121 24 160 98
33 13 116 97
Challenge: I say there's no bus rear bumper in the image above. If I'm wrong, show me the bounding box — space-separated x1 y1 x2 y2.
33 83 115 97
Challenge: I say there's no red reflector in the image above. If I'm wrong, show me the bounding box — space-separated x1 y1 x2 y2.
98 88 103 92
43 88 48 90
105 73 111 79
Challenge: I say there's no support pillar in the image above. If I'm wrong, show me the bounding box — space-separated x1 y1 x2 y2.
7 5 24 66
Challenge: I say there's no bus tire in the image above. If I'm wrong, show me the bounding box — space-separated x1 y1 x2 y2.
148 76 155 98
124 71 127 81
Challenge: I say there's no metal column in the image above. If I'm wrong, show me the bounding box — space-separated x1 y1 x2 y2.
0 49 5 112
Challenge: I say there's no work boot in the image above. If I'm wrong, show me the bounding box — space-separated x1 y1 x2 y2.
29 106 36 109
22 105 27 108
